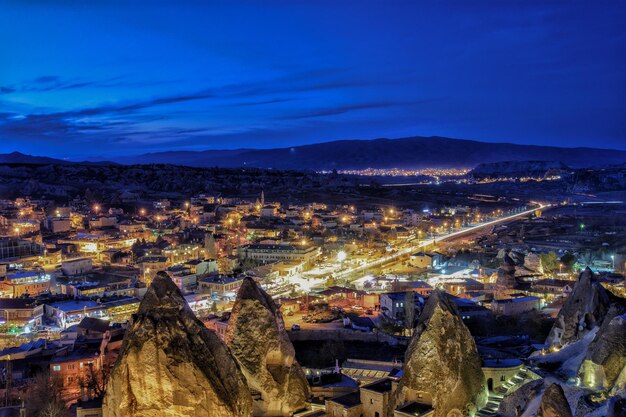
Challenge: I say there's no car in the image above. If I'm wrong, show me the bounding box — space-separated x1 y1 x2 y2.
291 324 301 331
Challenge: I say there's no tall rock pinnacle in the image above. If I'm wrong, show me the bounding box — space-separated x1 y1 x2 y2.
546 268 611 347
103 272 252 417
225 277 309 416
388 290 487 417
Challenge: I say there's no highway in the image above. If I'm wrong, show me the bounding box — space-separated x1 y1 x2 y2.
334 204 550 280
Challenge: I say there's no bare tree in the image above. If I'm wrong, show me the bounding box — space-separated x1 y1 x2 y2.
78 363 110 399
23 372 66 417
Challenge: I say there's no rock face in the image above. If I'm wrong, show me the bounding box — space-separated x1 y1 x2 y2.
523 252 544 275
495 250 519 294
103 272 252 417
546 268 612 346
578 311 626 393
388 290 487 417
496 250 544 294
536 383 572 417
225 277 309 416
498 379 544 417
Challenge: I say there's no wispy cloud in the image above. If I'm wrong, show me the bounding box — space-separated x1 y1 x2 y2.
277 98 446 120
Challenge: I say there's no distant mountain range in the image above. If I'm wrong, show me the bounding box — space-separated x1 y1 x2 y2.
0 151 72 165
3 136 626 170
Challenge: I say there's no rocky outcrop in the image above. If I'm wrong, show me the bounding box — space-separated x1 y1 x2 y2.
225 277 309 416
523 252 544 275
495 250 519 293
546 268 612 346
536 383 572 417
496 250 544 293
498 379 544 417
388 290 487 417
578 311 626 393
103 272 252 417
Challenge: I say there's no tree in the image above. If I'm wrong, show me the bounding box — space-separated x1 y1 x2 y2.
560 252 577 271
317 340 346 368
78 363 110 400
24 372 66 417
540 251 559 273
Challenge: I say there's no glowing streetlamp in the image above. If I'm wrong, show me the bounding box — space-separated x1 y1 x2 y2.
337 250 347 263
611 255 615 271
93 204 101 214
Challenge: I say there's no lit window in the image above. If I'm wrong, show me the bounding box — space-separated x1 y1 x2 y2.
53 365 61 371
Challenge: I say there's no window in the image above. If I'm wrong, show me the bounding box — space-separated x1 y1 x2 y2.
52 365 61 372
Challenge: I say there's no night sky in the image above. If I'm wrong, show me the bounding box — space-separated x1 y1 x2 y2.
1 1 625 159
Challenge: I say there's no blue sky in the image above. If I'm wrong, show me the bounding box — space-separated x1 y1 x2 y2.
1 1 625 159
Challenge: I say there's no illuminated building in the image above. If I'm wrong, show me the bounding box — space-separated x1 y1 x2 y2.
238 243 321 264
0 269 50 297
0 298 43 326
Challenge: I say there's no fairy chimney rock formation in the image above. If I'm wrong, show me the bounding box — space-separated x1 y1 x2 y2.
546 268 611 347
103 272 252 417
389 290 487 417
225 277 309 416
578 311 626 393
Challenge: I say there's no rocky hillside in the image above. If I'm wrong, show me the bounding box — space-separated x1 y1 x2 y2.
103 272 252 417
469 161 570 180
113 136 626 169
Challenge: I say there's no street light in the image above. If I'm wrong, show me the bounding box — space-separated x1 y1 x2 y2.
611 255 615 271
337 250 347 263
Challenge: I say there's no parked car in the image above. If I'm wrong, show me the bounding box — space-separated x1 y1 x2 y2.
291 324 301 331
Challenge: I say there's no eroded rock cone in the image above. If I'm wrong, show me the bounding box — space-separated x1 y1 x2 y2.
388 290 487 417
103 272 252 417
225 277 309 416
546 268 611 346
536 383 572 417
578 311 626 393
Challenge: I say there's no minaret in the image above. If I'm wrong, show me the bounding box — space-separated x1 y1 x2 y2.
260 190 265 206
